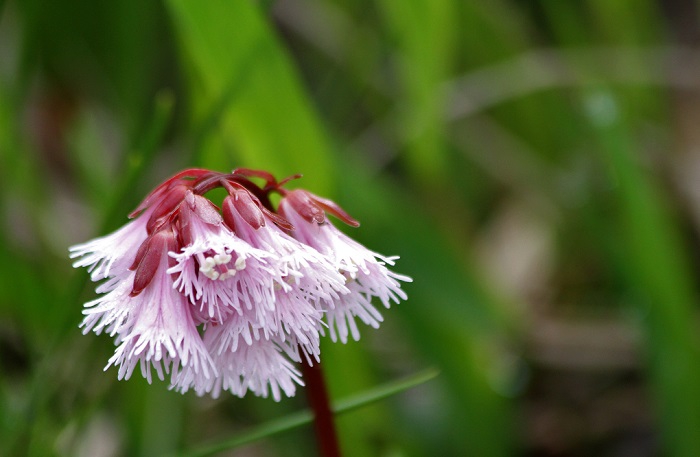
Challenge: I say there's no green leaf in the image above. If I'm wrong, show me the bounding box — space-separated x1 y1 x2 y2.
378 0 456 185
582 89 700 457
166 0 335 194
335 158 516 457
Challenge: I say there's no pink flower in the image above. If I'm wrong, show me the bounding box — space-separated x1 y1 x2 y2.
70 168 410 400
190 323 304 400
69 205 156 293
168 192 275 323
221 188 346 357
80 230 216 389
279 189 412 343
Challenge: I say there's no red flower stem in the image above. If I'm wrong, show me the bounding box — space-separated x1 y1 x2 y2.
301 360 342 457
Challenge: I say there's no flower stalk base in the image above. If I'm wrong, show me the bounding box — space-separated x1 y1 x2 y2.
301 361 341 457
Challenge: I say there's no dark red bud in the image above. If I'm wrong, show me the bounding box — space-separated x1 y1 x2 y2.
130 230 173 296
146 184 188 234
222 197 237 233
129 168 211 218
230 190 266 229
178 192 222 247
164 229 180 270
192 194 222 225
284 190 326 225
129 239 151 272
177 203 194 247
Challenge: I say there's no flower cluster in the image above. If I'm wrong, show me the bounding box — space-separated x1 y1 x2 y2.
70 168 410 400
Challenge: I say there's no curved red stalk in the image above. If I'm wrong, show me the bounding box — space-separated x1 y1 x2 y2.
231 167 278 186
129 169 212 218
301 361 342 457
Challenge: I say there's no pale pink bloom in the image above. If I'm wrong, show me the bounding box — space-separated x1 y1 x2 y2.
69 206 156 292
222 192 347 350
322 281 385 343
77 227 216 392
80 272 139 339
223 191 348 301
168 194 275 323
103 245 216 390
71 168 410 401
170 228 324 360
191 325 303 401
279 190 412 343
269 288 323 362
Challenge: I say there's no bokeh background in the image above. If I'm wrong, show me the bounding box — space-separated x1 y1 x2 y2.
3 1 700 456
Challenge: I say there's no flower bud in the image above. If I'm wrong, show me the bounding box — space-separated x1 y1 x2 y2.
222 190 265 230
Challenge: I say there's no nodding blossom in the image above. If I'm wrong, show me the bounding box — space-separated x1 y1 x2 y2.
70 168 411 401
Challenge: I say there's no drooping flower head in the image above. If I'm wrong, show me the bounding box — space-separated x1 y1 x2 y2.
70 168 411 399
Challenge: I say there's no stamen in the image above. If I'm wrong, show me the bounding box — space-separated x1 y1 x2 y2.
199 257 217 280
215 253 232 264
202 268 220 280
199 252 244 281
218 270 236 280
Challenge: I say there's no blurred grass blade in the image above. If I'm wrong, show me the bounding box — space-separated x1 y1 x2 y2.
182 411 313 457
188 40 263 167
101 90 175 233
335 157 516 457
378 0 456 186
166 0 335 193
583 89 700 457
17 92 178 457
179 368 439 457
334 367 439 413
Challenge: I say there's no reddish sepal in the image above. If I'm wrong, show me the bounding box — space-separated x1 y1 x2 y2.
262 207 294 231
146 184 188 234
283 190 326 225
229 189 266 229
221 197 237 233
130 229 174 296
186 191 222 226
129 168 211 218
310 192 359 227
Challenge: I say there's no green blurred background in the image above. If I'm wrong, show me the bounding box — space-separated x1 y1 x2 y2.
3 0 700 456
